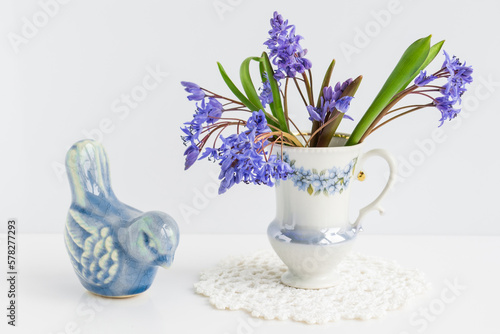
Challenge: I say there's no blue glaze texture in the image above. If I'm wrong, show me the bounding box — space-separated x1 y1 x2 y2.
64 140 179 297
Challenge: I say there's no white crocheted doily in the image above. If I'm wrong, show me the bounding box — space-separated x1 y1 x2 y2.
195 250 429 324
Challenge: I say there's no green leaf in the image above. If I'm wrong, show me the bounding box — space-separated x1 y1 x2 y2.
316 59 336 107
315 75 363 147
310 59 336 146
398 40 445 94
217 62 259 111
260 52 289 132
346 35 432 146
240 57 264 111
307 184 314 195
218 61 279 128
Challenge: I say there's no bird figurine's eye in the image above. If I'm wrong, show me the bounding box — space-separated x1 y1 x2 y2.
142 232 158 254
142 232 150 245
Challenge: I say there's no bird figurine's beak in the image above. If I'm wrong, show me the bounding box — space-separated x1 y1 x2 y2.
158 255 174 269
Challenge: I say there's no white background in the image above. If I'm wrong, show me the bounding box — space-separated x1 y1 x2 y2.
1 0 499 235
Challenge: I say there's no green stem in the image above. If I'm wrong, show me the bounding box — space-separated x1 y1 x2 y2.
288 117 308 144
358 86 418 143
284 78 290 130
308 69 314 102
301 72 314 105
386 103 432 115
293 78 308 106
369 105 432 134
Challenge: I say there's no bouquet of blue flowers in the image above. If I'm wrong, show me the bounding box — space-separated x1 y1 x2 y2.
181 11 473 194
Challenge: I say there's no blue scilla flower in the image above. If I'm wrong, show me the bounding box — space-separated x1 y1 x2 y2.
266 11 291 41
181 81 205 101
435 96 460 125
274 157 293 179
408 51 472 127
306 105 322 122
332 79 352 100
442 51 473 82
336 96 354 114
246 109 271 134
216 111 293 194
264 11 312 80
414 71 437 87
259 75 274 108
307 81 354 124
180 126 197 146
181 97 223 145
181 97 225 170
198 147 220 161
199 98 223 124
256 155 293 187
183 145 200 170
435 51 473 125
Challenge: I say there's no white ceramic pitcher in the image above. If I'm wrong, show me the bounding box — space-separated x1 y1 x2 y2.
267 135 397 289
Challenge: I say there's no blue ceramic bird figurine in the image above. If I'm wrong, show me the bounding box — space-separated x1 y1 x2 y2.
64 140 179 298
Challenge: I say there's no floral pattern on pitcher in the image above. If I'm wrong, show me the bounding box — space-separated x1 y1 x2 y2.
281 152 357 196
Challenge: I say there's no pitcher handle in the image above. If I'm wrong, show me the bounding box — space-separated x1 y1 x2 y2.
352 148 397 229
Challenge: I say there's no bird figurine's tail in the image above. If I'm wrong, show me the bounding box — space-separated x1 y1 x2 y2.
66 140 117 211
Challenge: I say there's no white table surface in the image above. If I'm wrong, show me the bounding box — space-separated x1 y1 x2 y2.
1 234 498 334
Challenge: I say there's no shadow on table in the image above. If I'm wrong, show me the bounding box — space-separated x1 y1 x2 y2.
47 292 168 333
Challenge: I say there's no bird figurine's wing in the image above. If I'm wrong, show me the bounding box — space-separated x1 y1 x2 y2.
65 208 120 287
